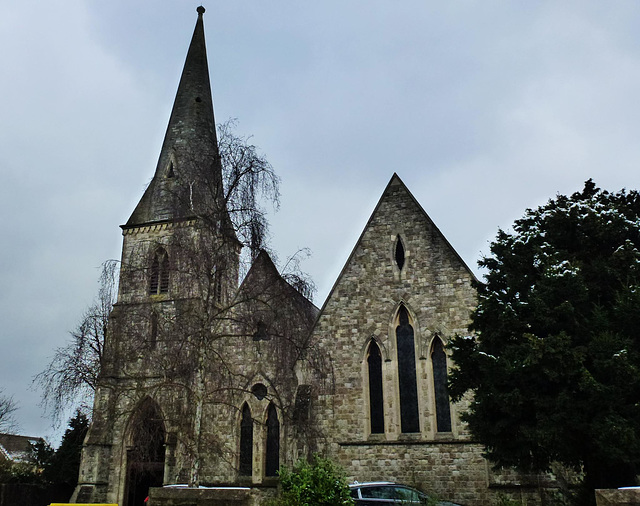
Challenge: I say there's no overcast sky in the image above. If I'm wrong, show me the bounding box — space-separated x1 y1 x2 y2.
2 1 640 443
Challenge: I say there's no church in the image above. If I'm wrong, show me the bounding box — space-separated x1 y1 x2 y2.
72 8 540 506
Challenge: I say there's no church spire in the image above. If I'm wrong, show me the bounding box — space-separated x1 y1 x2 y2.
126 6 224 227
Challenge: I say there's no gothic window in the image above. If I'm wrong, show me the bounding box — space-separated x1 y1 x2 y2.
265 404 279 477
166 162 175 178
431 337 452 432
150 249 169 295
395 235 405 270
239 403 253 476
396 305 419 433
367 341 385 434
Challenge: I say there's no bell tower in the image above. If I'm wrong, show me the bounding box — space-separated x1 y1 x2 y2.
72 8 239 504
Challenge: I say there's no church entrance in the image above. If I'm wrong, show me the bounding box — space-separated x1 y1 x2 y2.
124 399 166 506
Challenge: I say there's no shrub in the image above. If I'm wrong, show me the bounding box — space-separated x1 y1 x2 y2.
266 454 354 506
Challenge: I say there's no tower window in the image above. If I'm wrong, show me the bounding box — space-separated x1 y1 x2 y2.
367 341 385 434
396 305 419 433
432 337 452 432
150 249 170 295
167 162 175 178
395 235 405 270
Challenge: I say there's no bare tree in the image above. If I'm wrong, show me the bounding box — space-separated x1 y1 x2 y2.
34 260 118 421
47 120 325 497
0 389 18 433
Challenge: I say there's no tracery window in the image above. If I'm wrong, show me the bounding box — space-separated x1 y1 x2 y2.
396 305 419 433
239 403 253 476
431 337 452 432
150 248 169 295
265 404 279 477
367 341 385 434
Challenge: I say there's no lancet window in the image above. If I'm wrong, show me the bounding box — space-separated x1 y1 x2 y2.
395 235 405 270
431 337 452 432
396 305 419 433
367 341 385 434
239 403 253 476
265 404 279 477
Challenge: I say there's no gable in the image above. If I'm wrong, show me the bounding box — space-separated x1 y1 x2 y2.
317 173 475 318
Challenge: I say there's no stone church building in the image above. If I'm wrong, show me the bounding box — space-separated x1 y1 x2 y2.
73 8 538 506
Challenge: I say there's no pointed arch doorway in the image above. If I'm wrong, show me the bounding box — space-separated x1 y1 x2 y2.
124 398 166 506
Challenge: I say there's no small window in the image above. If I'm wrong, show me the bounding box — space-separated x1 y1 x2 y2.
251 383 267 401
253 321 269 341
395 235 405 270
167 162 175 178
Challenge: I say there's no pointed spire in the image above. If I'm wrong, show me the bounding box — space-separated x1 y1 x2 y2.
126 6 224 227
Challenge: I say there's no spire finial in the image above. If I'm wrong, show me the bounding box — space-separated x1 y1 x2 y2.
197 5 205 15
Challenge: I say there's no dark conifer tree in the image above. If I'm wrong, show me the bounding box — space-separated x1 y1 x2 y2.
449 180 640 504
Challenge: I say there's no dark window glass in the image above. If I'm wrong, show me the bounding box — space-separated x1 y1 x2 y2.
397 305 419 433
265 404 279 477
253 321 269 341
367 341 384 434
360 486 395 499
395 235 405 270
394 486 421 501
167 162 175 178
251 383 267 400
239 404 253 476
432 338 452 432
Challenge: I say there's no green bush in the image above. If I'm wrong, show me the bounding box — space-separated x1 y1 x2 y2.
266 454 354 506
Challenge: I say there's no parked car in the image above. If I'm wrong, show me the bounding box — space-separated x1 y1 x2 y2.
349 482 462 505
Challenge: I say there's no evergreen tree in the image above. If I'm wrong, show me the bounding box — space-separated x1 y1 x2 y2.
449 180 640 504
45 411 89 488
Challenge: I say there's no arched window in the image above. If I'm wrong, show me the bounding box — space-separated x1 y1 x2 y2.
396 305 419 433
367 341 384 434
150 249 169 295
431 337 452 432
265 404 279 477
239 403 253 476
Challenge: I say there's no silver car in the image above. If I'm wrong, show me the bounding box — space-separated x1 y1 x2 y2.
349 482 462 505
